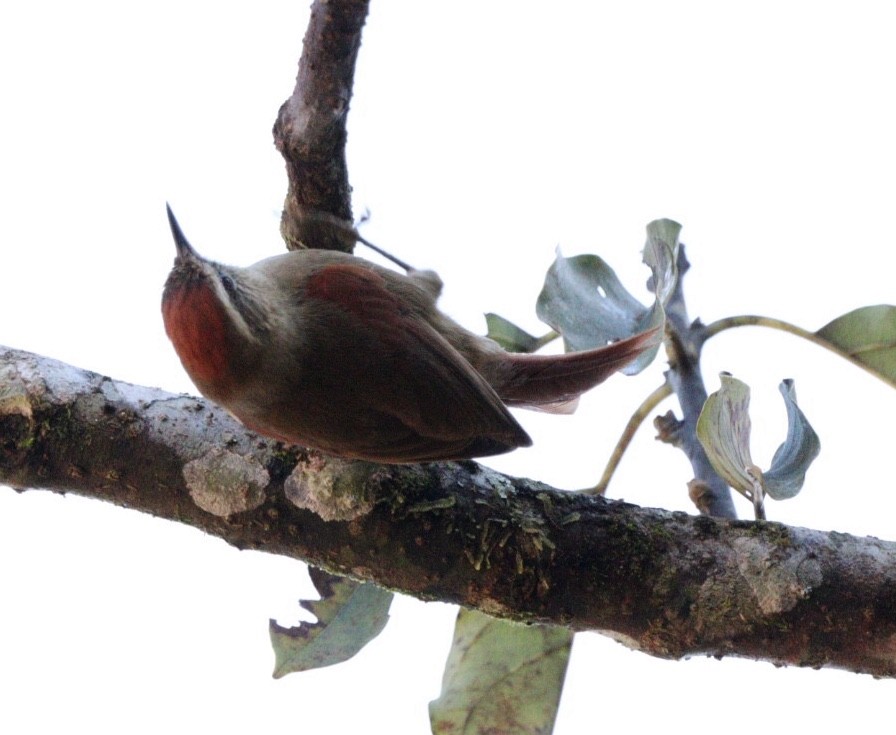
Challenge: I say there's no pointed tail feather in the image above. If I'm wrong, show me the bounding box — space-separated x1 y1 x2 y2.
495 327 661 410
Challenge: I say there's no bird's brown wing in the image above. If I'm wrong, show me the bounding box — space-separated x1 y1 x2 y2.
303 263 531 461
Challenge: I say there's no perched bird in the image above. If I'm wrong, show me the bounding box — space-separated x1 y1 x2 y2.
162 206 658 462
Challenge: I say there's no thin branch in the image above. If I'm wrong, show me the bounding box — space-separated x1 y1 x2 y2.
3 346 896 678
662 247 737 518
586 381 672 496
354 231 416 272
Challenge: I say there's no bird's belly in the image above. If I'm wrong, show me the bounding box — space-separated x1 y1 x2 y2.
223 386 397 460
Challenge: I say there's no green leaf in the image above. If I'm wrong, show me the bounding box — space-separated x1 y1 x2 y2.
429 610 572 735
695 373 759 496
763 380 821 500
815 305 896 387
697 374 820 502
536 252 649 350
270 567 392 678
534 218 678 374
484 313 543 353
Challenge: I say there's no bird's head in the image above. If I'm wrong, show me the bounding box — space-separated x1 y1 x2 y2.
162 205 267 400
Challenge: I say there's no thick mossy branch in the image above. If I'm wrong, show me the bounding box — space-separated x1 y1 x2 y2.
3 346 896 677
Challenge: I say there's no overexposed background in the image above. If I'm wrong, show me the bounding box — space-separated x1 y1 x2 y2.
2 2 895 732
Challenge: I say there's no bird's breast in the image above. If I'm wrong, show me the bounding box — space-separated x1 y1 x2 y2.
162 281 238 399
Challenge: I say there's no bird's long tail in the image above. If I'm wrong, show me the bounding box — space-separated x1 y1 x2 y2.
495 328 662 413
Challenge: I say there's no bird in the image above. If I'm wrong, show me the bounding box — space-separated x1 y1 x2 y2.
161 205 659 463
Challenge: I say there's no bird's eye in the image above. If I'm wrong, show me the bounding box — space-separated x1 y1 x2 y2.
220 272 239 301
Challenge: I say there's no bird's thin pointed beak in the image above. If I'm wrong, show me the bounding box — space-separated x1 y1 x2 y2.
166 203 198 260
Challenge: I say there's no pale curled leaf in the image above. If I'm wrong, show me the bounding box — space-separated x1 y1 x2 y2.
642 217 680 305
697 375 820 502
270 567 392 678
764 380 821 500
816 305 896 387
429 609 572 735
696 373 758 496
534 218 678 374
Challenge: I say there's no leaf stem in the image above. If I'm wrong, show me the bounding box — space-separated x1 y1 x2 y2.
701 315 819 345
585 382 673 496
534 330 561 351
701 314 894 387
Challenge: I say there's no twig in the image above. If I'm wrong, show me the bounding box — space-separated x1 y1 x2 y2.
586 382 672 496
701 314 895 388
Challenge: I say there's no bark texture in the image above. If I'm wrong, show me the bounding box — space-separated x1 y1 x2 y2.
273 0 370 252
2 346 896 677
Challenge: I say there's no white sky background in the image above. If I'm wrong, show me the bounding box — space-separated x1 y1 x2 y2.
2 1 896 732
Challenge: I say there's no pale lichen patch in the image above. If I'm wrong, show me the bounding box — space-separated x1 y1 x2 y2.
733 536 822 615
284 455 375 521
183 447 270 517
0 383 32 421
